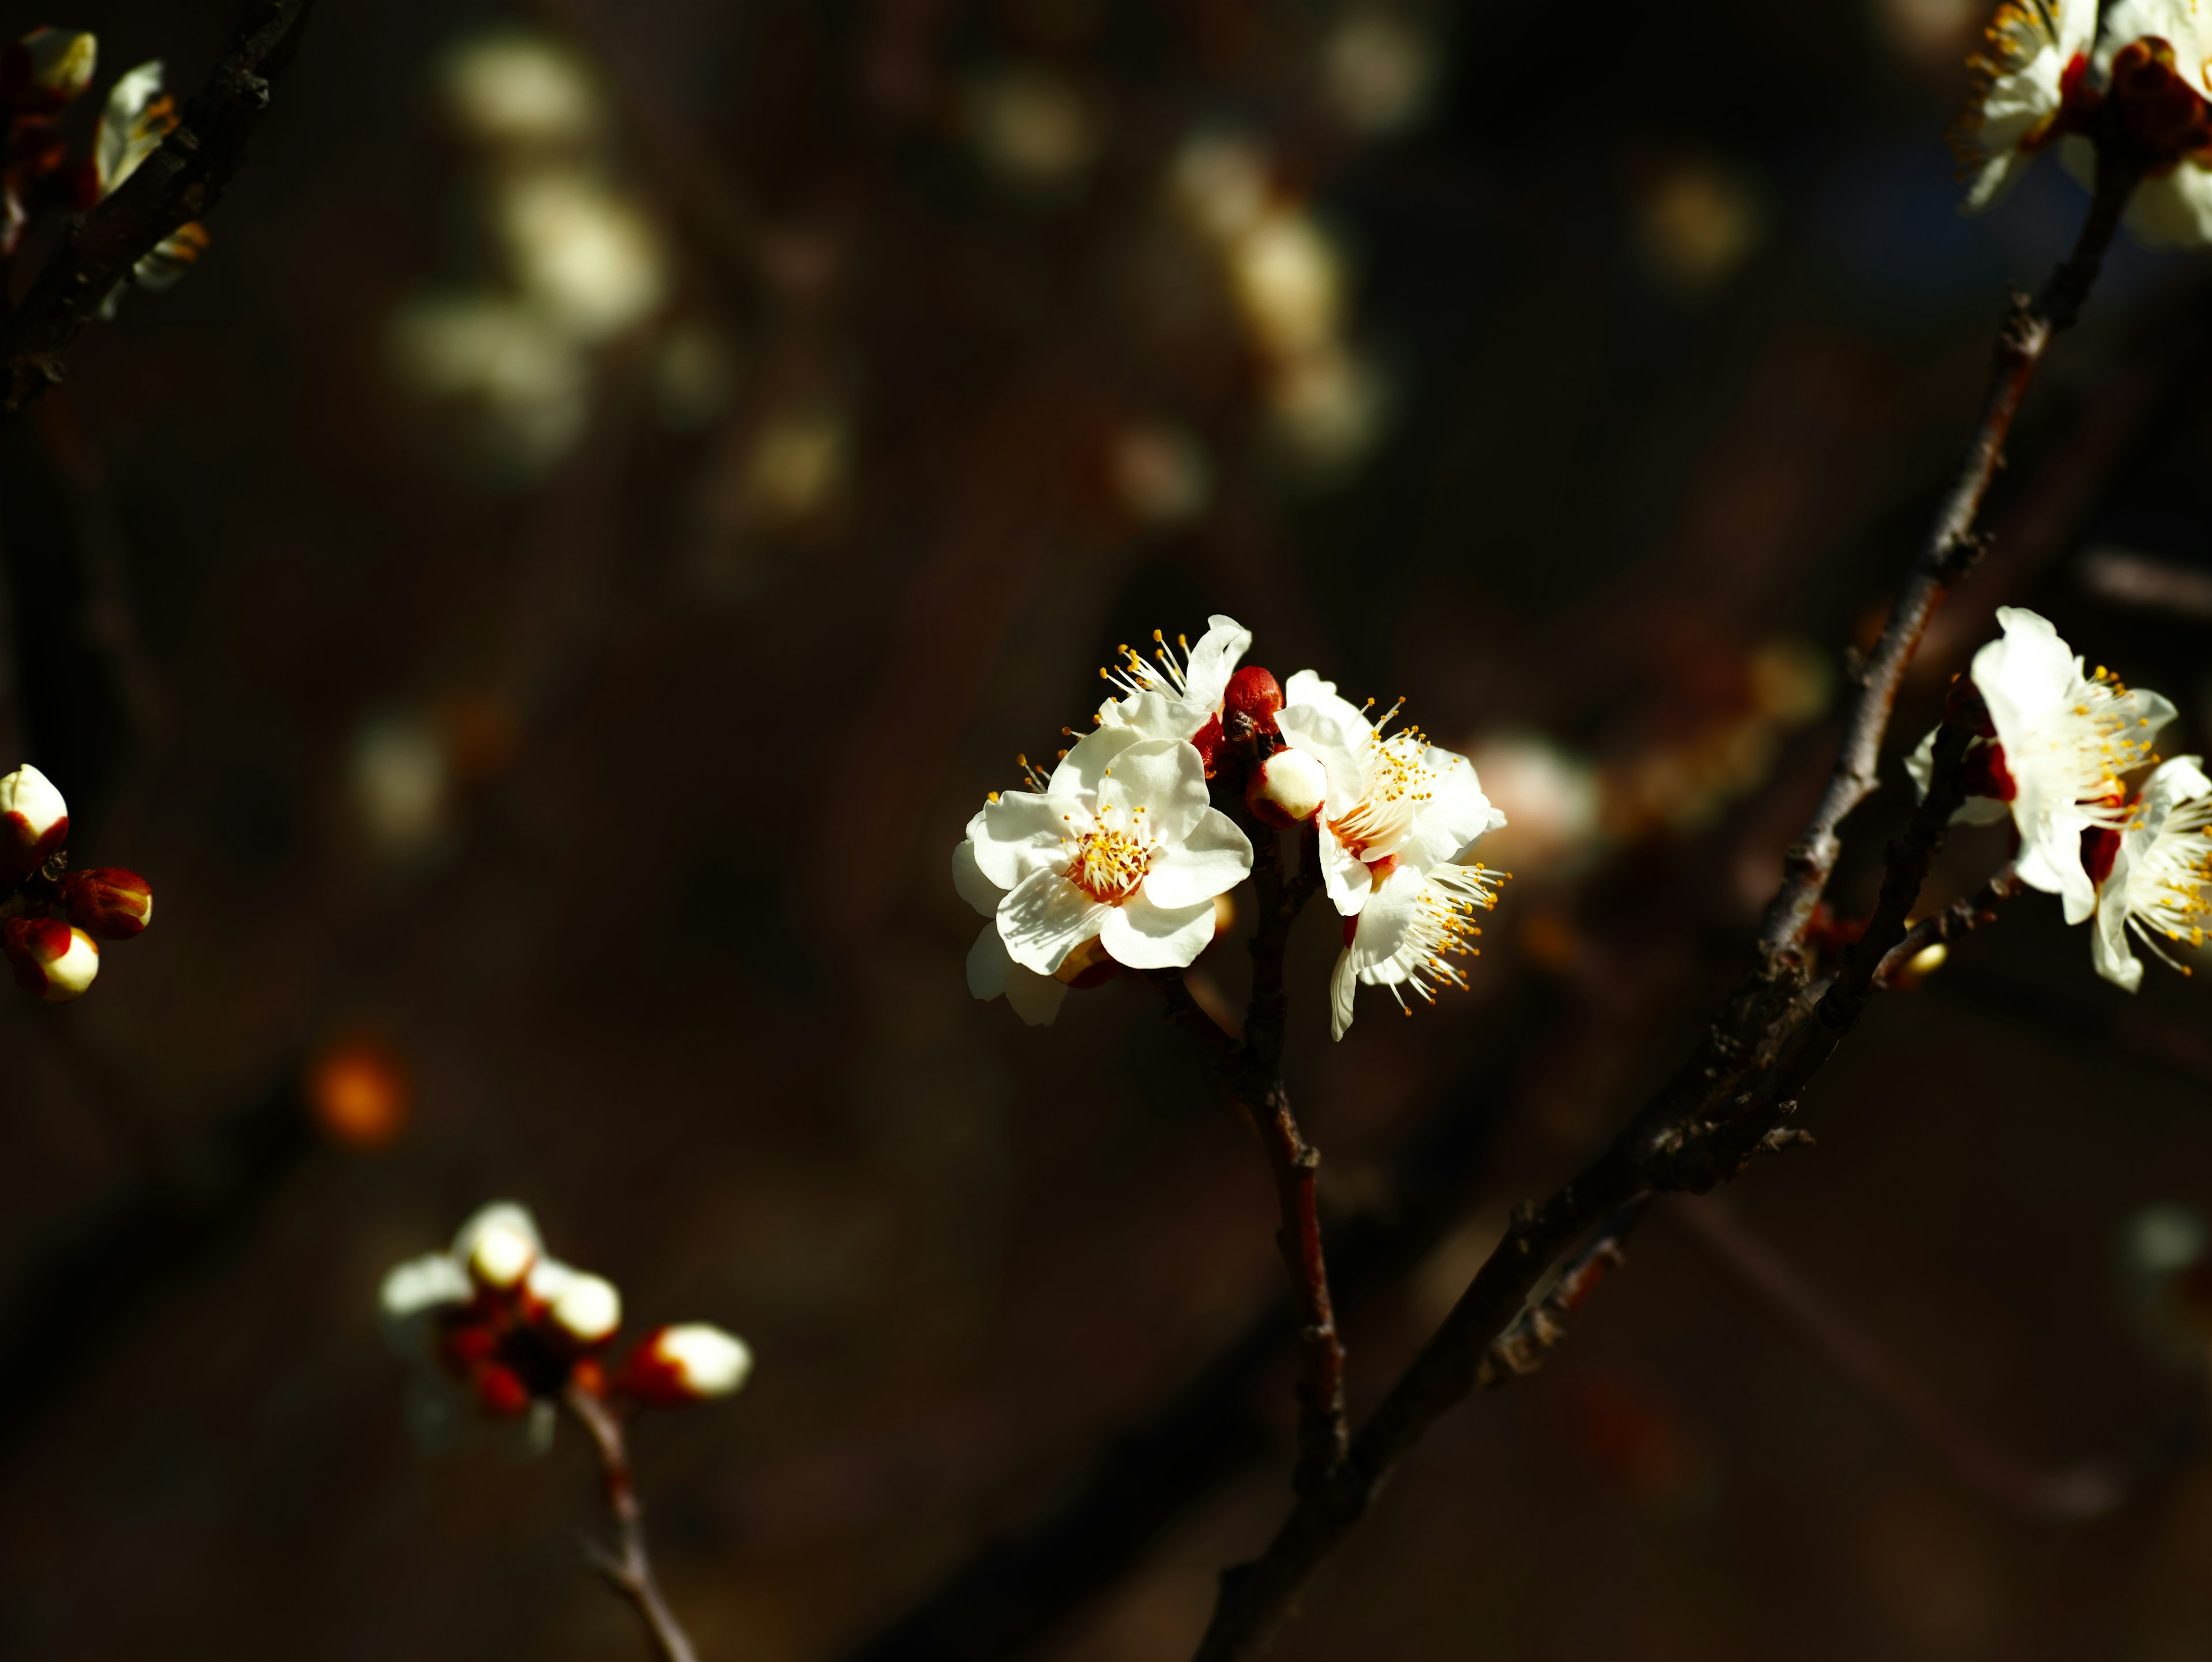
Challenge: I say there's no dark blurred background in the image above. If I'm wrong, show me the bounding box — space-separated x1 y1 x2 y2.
3 0 2212 1656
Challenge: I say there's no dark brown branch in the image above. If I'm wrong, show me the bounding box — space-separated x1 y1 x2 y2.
1149 821 1349 1497
0 0 317 418
1687 155 2138 1104
560 1384 700 1662
1186 160 2137 1662
1476 1196 1650 1391
1672 1197 2133 1523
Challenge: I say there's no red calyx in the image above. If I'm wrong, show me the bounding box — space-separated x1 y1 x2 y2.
612 1333 690 1407
1222 667 1283 743
2 916 69 993
1 808 66 881
61 868 153 939
2110 38 2212 162
2082 823 2124 889
474 1364 533 1418
1957 741 2017 802
1190 714 1225 777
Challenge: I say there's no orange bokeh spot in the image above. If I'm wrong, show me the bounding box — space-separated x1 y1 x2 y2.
307 1039 411 1151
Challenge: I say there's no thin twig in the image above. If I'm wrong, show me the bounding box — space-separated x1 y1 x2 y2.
0 0 319 417
1876 868 2021 987
1672 1197 2134 1522
1150 778 1347 1495
1185 158 2137 1662
1476 1196 1650 1391
560 1384 700 1662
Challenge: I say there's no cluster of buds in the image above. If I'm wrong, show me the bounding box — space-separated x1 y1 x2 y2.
0 28 207 296
380 1203 751 1456
0 763 153 1004
1909 608 2209 992
956 614 1509 1040
1957 0 2212 243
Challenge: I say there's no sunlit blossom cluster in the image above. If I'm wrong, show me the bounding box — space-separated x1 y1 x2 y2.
1910 607 2207 990
0 28 206 306
1957 0 2212 243
956 615 1508 1039
0 763 154 1004
380 1202 752 1456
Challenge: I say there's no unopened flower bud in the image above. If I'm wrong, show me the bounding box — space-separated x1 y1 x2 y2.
547 1271 622 1345
0 764 68 879
1222 666 1283 741
1 29 98 112
618 1323 752 1404
455 1203 540 1290
3 917 99 1002
1246 747 1327 828
60 867 152 939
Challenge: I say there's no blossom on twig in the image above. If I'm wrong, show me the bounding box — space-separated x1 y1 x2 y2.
1957 0 2212 243
1096 614 1254 766
378 1202 751 1457
954 828 1070 1025
1274 672 1506 1039
2091 755 2212 990
0 763 151 1003
1908 607 2173 922
971 722 1252 980
1955 0 2098 211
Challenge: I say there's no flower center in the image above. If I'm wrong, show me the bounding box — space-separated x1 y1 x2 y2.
1329 719 1432 861
1067 820 1150 903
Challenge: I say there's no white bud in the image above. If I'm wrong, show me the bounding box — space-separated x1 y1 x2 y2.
0 763 69 874
548 1271 622 1344
1249 748 1328 826
452 1201 540 1290
649 1323 752 1399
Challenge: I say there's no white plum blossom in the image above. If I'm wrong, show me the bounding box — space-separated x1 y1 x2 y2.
2079 0 2212 245
2093 756 2212 991
954 826 1069 1026
1909 608 2174 923
1275 672 1506 1039
1956 0 2097 213
1096 614 1252 745
971 722 1252 978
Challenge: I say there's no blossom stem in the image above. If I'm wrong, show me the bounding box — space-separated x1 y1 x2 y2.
1185 162 2139 1660
560 1384 700 1662
0 0 320 419
1715 154 2136 1071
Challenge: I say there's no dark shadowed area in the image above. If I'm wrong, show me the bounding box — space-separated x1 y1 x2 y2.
2 0 2210 1657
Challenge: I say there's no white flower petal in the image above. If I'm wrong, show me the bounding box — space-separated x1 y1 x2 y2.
1329 947 1358 1041
998 867 1112 974
966 925 1012 999
1050 721 1149 798
1002 960 1069 1025
1141 807 1252 909
1404 749 1503 871
1096 737 1210 845
952 835 1005 918
1318 827 1373 917
1098 889 1218 969
1344 864 1423 976
1181 614 1252 710
380 1252 471 1342
972 790 1067 889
